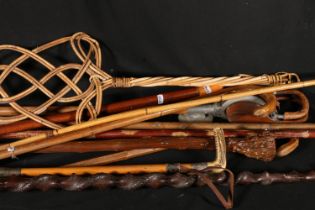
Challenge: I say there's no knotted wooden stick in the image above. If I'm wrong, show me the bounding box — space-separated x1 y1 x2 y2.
0 170 314 189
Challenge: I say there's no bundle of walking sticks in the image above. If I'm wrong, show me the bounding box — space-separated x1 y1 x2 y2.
1 32 315 208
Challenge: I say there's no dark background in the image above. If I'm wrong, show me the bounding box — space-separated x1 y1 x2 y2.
0 0 315 209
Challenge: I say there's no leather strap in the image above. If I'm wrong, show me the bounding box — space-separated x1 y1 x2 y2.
188 167 235 209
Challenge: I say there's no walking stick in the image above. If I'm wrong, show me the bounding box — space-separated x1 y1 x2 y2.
63 127 228 167
0 170 314 190
33 136 274 161
1 168 315 208
0 166 234 209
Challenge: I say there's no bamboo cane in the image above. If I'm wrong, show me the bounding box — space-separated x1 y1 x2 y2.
0 111 167 159
0 162 228 176
1 79 315 159
0 165 192 176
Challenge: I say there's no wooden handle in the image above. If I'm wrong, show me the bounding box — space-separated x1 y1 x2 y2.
278 90 309 121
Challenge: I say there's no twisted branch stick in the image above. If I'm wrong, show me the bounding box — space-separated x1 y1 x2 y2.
0 170 314 192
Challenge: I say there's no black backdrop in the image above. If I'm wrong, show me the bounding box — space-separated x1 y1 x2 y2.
0 0 315 209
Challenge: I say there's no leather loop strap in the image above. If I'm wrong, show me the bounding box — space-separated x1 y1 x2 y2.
188 167 235 209
277 137 300 157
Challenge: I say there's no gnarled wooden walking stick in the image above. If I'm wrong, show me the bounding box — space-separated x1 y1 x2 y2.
0 169 313 189
0 166 234 209
1 168 315 208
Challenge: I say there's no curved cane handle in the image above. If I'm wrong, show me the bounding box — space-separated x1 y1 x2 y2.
204 128 227 173
221 86 277 118
253 93 277 117
277 138 299 157
276 90 309 121
225 101 275 123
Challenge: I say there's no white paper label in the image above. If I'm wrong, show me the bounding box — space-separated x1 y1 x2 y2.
157 94 164 104
203 86 212 94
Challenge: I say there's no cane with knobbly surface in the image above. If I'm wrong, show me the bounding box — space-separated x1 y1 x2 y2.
0 169 313 193
0 167 235 209
1 167 315 208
